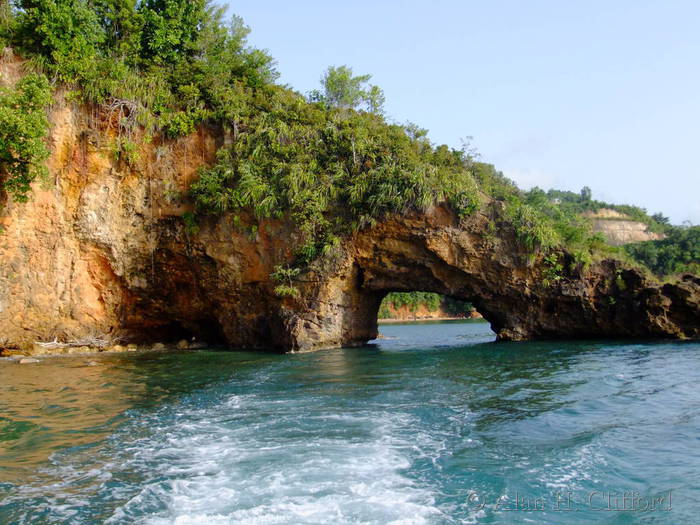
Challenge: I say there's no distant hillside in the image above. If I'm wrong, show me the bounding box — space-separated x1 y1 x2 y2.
582 208 664 246
538 187 698 276
540 187 669 233
378 293 477 321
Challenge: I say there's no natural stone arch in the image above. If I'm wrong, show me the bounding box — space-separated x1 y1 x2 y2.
278 204 700 351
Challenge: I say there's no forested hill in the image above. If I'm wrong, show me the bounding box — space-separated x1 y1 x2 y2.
539 188 699 277
0 1 697 281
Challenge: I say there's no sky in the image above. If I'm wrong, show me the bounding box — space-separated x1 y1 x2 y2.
225 0 699 224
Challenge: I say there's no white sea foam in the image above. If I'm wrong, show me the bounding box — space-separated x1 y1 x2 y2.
102 393 446 525
538 444 605 490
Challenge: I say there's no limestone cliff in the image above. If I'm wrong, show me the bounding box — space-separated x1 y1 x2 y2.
1 86 699 353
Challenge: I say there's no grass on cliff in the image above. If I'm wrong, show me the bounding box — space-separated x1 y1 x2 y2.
2 1 693 280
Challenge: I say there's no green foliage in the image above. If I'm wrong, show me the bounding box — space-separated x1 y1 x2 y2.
0 73 52 202
537 184 694 278
273 285 299 298
5 1 280 213
625 226 700 277
138 0 206 66
505 198 560 253
544 186 669 234
14 0 105 84
9 0 278 128
387 292 442 312
542 253 564 287
190 87 482 263
472 162 519 201
309 65 385 114
113 136 139 165
442 296 475 317
271 265 301 298
1 1 15 46
580 185 592 202
182 210 199 235
93 0 143 61
377 301 392 320
499 187 610 263
378 292 440 318
614 269 627 291
160 107 209 138
271 264 301 284
651 212 670 226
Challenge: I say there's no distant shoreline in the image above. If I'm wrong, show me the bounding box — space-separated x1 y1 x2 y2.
378 317 484 324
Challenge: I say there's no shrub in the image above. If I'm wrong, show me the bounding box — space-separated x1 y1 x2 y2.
271 265 300 298
273 285 300 298
542 253 564 287
0 73 52 202
190 87 483 264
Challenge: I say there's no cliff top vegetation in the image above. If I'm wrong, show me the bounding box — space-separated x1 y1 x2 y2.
0 1 696 279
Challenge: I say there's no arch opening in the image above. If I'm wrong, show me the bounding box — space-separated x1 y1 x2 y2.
339 279 499 348
377 292 482 322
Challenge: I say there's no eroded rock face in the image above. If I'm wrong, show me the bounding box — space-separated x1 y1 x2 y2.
0 97 698 353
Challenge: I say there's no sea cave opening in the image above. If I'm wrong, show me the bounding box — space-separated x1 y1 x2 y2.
370 292 497 346
377 292 482 322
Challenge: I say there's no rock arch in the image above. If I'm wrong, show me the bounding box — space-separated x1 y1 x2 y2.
271 205 700 351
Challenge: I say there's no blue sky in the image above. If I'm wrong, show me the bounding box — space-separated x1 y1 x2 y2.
226 1 699 224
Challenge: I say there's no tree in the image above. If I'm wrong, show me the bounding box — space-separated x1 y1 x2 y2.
580 186 592 202
138 0 207 65
0 1 14 46
189 12 278 96
404 121 429 142
309 65 385 114
13 0 105 83
93 0 142 61
651 212 670 225
625 225 700 276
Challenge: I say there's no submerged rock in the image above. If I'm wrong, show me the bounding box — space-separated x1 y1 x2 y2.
18 357 40 364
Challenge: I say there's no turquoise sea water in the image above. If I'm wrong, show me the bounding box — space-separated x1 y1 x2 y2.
1 320 699 524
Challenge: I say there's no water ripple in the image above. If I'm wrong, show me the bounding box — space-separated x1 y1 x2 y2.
1 323 699 524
